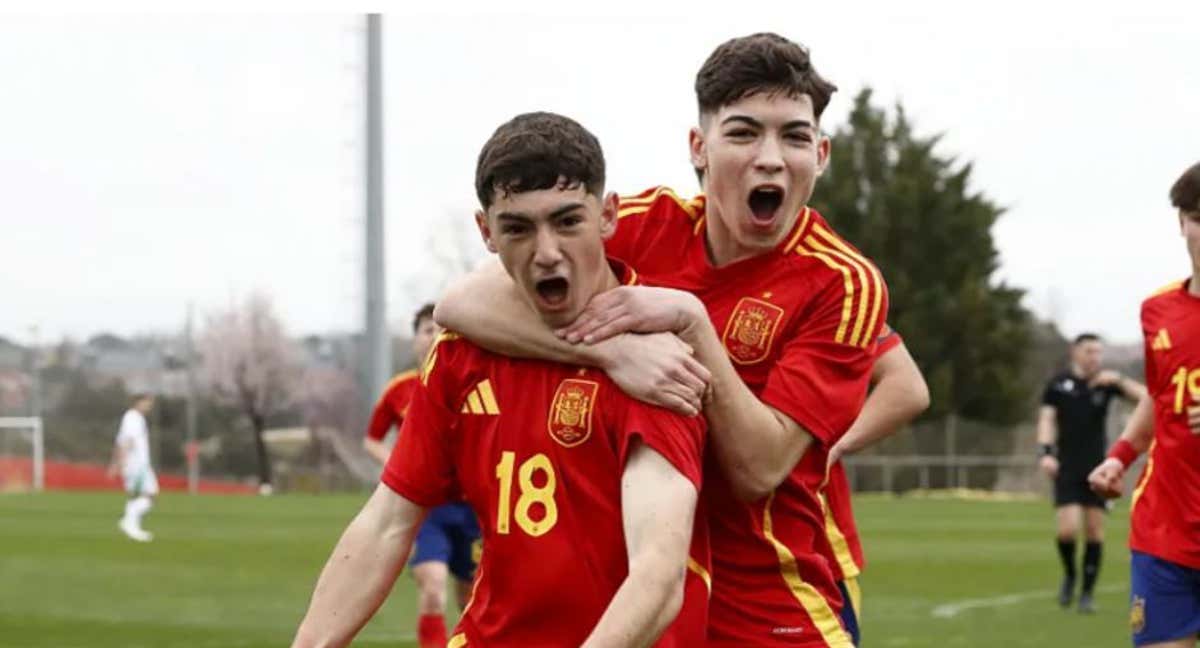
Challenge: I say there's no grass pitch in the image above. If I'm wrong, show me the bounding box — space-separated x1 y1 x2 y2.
0 492 1133 647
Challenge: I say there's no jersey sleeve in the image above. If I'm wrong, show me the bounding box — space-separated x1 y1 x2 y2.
1041 378 1060 407
760 275 890 446
875 324 902 357
381 347 462 507
613 398 706 491
606 194 651 264
1141 300 1160 396
116 412 138 444
365 392 400 441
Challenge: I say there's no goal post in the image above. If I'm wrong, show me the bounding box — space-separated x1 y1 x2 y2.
0 416 44 492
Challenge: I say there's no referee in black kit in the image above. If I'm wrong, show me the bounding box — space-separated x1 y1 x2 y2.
1037 333 1145 613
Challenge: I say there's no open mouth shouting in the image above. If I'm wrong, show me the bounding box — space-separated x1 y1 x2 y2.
534 275 571 311
746 184 785 230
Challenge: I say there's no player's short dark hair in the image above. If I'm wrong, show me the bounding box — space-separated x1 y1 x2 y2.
1170 162 1200 212
694 32 837 122
129 393 152 406
412 303 435 333
1073 333 1102 346
474 112 606 210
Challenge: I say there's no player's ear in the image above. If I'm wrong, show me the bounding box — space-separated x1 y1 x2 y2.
475 210 499 254
688 125 707 178
815 132 832 177
599 192 618 240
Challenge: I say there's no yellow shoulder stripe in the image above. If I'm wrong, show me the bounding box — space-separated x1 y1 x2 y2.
617 186 702 221
781 208 812 254
1148 279 1184 300
383 369 418 390
372 369 419 407
447 634 468 648
420 331 461 385
794 224 884 349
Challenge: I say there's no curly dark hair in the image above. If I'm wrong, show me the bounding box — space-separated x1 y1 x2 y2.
474 112 606 210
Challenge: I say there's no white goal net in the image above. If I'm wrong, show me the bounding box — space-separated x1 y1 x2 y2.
0 417 44 492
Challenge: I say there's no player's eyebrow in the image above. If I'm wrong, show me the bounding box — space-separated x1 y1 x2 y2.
495 202 584 223
494 211 534 224
721 115 763 129
721 115 814 131
547 202 586 219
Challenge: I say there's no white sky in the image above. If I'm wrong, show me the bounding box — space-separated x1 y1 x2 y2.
1 2 1197 346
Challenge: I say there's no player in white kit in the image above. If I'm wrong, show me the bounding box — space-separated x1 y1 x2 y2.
108 394 158 542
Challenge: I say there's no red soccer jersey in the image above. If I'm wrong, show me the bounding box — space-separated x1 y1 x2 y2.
382 302 711 645
1129 279 1200 569
818 326 904 583
611 187 887 647
365 370 420 441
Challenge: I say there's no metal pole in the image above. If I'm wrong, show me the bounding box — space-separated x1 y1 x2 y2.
185 303 198 494
946 413 958 489
364 13 391 406
33 418 43 492
28 326 41 421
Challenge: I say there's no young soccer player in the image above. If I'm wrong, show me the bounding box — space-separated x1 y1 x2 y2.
363 303 480 648
292 112 710 648
1088 161 1200 647
437 33 904 646
107 393 158 543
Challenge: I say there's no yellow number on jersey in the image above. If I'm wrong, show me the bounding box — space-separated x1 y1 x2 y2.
1170 366 1200 415
494 451 558 537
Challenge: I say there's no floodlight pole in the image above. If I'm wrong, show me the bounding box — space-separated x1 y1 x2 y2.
364 13 391 407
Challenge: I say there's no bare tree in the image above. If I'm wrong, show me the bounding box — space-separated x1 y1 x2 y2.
299 365 361 440
199 294 300 491
399 208 488 315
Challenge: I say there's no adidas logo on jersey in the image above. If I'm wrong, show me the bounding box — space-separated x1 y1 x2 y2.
460 379 500 415
1152 328 1172 351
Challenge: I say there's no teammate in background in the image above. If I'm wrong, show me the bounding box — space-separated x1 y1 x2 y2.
293 112 710 648
1088 161 1200 647
437 33 901 646
106 393 157 543
362 304 479 648
1037 333 1145 613
361 303 438 464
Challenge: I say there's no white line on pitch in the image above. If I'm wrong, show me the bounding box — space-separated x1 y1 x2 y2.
931 584 1124 618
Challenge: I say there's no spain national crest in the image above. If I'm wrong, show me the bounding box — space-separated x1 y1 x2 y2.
549 379 599 447
721 297 785 364
1130 595 1146 634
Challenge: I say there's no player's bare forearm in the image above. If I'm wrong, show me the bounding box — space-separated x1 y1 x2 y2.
834 343 929 457
678 317 811 501
1118 392 1155 453
582 445 695 648
361 437 391 465
434 260 598 365
292 485 424 648
438 268 709 415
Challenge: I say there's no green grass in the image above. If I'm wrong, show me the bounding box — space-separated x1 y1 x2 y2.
0 492 1135 647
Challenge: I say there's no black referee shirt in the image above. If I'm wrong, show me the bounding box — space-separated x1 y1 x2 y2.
1041 371 1122 478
